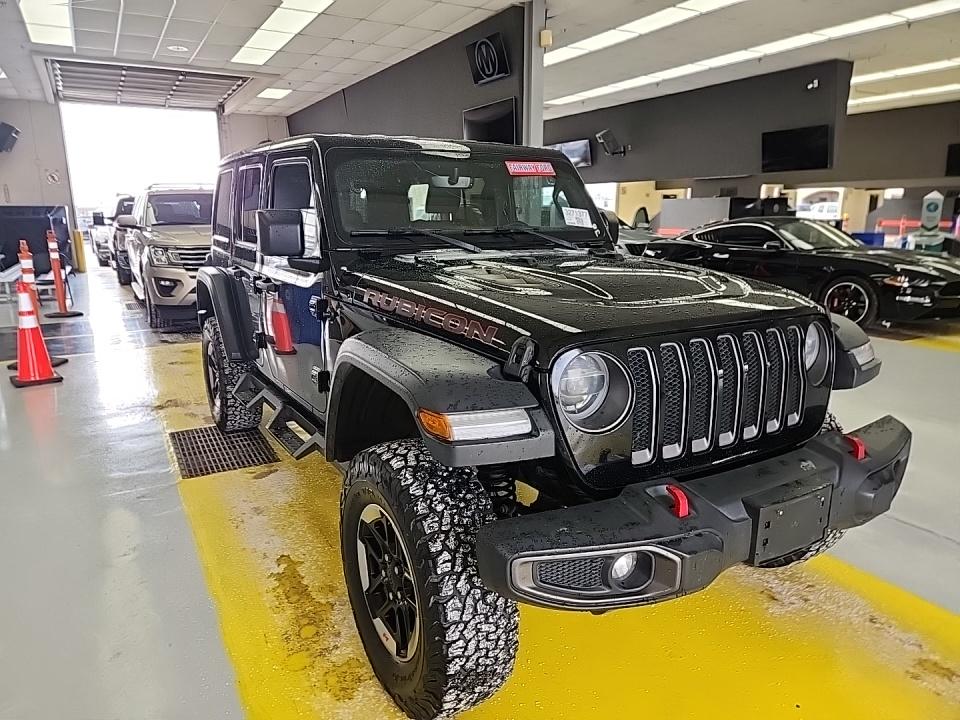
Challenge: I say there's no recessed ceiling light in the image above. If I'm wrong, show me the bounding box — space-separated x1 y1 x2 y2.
893 0 960 20
19 0 74 47
849 82 960 105
232 0 334 65
817 14 901 39
852 58 960 84
167 45 189 52
749 33 825 55
699 49 760 68
258 88 292 99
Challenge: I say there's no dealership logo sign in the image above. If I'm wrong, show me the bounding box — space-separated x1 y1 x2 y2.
467 33 510 86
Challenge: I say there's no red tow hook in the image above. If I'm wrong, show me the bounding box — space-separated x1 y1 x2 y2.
844 434 868 461
665 484 690 518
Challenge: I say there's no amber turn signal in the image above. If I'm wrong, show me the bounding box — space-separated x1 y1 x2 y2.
417 408 454 441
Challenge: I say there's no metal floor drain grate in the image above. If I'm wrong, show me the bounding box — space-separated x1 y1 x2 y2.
169 425 279 478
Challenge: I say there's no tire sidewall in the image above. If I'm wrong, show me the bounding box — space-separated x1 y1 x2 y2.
341 478 434 702
201 320 227 431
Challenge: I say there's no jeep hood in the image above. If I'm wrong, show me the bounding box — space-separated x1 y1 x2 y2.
344 250 822 365
143 225 210 248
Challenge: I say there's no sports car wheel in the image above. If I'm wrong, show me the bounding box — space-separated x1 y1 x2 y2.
821 277 877 327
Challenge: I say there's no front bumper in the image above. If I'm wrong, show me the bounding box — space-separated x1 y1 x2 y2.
477 416 910 610
143 263 198 307
880 284 960 321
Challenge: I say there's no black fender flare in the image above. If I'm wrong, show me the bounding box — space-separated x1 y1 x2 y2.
196 266 258 363
830 312 881 389
328 327 555 467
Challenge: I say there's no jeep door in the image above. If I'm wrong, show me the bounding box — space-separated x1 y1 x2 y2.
256 151 328 417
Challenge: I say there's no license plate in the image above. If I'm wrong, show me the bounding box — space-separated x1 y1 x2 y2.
745 485 832 564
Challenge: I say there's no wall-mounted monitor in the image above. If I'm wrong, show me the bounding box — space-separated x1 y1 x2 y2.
547 138 592 167
761 124 831 173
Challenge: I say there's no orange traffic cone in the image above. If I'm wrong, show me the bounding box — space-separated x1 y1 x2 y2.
269 295 296 355
10 281 63 388
45 229 83 318
7 239 68 370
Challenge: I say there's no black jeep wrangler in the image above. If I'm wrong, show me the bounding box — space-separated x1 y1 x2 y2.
198 134 911 720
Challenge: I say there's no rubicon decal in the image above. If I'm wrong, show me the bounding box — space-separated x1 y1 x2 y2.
362 289 503 347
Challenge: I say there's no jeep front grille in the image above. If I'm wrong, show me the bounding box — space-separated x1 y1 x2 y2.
628 325 809 466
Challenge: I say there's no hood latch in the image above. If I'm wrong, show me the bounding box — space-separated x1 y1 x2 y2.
503 336 537 382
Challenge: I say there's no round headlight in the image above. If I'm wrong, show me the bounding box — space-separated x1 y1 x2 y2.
553 351 633 433
557 352 609 421
804 323 821 370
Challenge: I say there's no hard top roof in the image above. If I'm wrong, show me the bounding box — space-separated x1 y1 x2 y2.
220 133 569 165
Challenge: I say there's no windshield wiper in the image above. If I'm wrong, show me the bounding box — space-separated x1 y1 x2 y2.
350 228 481 253
464 225 579 250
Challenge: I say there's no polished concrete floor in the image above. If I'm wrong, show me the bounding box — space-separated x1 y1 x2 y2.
0 267 958 720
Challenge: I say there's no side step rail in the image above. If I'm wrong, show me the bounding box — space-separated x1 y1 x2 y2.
232 373 325 460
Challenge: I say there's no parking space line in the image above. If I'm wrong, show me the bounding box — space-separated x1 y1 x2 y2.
144 342 960 720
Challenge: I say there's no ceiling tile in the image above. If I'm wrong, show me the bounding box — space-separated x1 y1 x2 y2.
297 54 344 72
192 42 239 60
377 25 434 48
408 3 474 31
316 38 361 58
164 19 214 42
73 8 118 33
123 0 174 17
370 0 435 25
342 20 399 43
265 51 313 68
410 30 449 52
316 69 359 85
122 13 167 37
75 29 116 51
325 0 388 20
217 1 277 29
205 24 257 45
301 14 361 38
444 0 489 6
117 35 158 54
281 67 319 81
330 57 377 74
173 0 227 22
74 0 122 11
443 7 489 34
351 43 398 62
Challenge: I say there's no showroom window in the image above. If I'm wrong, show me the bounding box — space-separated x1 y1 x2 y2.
214 169 233 238
271 162 314 210
239 166 262 244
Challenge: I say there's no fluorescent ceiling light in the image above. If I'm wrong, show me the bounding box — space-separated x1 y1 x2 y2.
893 0 960 20
817 14 901 38
749 33 825 55
610 75 659 89
544 0 747 66
232 0 332 65
0 68 5 79
849 82 960 105
258 88 292 99
699 49 760 68
652 63 706 79
20 0 74 47
852 58 960 84
545 93 592 106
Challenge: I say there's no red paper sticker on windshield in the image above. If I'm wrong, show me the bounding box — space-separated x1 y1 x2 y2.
505 160 556 176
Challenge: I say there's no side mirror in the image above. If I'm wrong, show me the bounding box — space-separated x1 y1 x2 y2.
92 212 105 226
602 209 620 243
763 240 782 251
257 209 304 257
115 214 138 229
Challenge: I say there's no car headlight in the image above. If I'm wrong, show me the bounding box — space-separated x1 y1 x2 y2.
805 323 830 385
882 274 930 288
552 351 633 432
149 246 172 266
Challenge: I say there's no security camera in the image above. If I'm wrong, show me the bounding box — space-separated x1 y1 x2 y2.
595 129 630 157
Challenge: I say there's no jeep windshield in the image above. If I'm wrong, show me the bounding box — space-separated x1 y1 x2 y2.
147 192 213 227
328 147 603 251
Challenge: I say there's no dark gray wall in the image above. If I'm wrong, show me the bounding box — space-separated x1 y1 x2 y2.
288 6 524 138
544 61 852 184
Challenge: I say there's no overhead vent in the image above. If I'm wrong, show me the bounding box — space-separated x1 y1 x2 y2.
50 59 248 110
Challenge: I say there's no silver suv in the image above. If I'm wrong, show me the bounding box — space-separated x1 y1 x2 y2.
118 184 213 328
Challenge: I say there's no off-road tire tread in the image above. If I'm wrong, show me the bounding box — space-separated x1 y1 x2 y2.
761 412 845 567
202 318 261 433
341 440 519 720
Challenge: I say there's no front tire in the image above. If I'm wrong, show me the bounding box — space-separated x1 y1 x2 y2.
341 440 518 720
116 261 131 286
760 412 845 568
821 276 877 327
145 286 172 329
201 318 262 433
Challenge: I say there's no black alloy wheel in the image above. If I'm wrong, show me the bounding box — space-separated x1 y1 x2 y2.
822 277 877 327
356 503 420 662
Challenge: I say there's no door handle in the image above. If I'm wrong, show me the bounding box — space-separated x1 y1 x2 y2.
712 252 730 259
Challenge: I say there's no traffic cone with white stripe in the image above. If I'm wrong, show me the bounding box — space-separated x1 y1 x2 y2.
268 295 296 355
7 239 67 370
45 229 82 318
10 281 63 388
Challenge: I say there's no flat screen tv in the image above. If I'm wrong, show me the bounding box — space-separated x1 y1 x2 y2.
761 124 831 172
547 138 592 167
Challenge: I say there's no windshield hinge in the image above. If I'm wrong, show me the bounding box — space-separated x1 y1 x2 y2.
503 336 537 382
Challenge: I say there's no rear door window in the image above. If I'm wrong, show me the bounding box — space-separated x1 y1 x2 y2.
239 165 262 244
214 170 234 238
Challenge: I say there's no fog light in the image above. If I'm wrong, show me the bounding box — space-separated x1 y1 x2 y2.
610 552 637 581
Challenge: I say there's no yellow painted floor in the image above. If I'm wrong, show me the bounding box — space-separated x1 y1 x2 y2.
147 342 960 720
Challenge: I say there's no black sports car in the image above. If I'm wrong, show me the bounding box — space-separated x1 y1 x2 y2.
636 217 960 326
